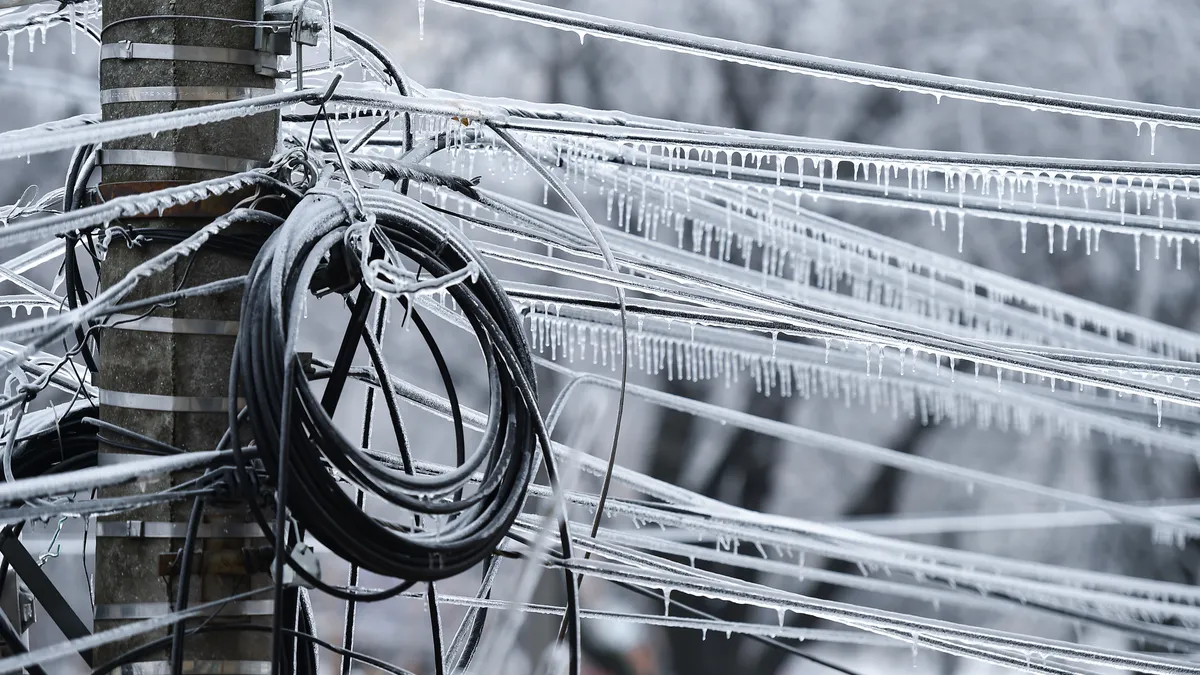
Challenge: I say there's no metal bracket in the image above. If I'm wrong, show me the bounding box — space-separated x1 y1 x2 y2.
98 389 243 413
0 534 91 664
100 42 280 76
108 314 241 336
94 600 274 620
100 86 276 105
99 150 267 174
1 574 34 635
116 661 272 674
96 520 264 539
263 0 324 56
278 541 321 589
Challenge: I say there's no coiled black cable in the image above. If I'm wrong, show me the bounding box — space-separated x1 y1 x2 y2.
232 188 580 672
237 190 538 580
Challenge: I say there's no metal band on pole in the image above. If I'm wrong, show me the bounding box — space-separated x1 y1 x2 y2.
96 521 264 539
108 313 241 336
100 86 276 104
116 662 273 675
94 601 276 620
100 42 279 71
98 389 243 413
98 150 266 173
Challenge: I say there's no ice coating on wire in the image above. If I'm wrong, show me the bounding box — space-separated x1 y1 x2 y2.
435 0 1200 131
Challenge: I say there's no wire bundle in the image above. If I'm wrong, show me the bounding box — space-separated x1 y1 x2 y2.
235 189 541 582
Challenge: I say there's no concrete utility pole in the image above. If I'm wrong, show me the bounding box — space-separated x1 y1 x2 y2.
95 0 280 671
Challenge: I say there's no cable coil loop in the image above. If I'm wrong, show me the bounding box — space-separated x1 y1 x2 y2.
235 189 540 582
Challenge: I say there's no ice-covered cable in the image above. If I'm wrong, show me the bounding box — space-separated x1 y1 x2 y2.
434 0 1200 132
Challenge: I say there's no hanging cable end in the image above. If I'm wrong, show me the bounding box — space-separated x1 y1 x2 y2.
317 73 343 105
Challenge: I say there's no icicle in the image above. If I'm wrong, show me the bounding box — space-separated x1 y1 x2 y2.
418 0 427 38
68 2 77 55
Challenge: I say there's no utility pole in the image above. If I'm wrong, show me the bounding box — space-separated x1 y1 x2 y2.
94 0 280 671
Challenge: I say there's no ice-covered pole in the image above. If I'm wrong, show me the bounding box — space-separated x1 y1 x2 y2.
93 0 281 670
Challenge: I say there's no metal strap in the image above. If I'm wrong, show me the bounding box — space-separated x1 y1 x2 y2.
109 313 241 336
100 85 276 104
97 453 162 466
99 149 266 174
118 661 272 675
0 535 93 664
118 662 272 675
96 520 264 539
100 41 279 70
99 389 242 413
94 601 274 620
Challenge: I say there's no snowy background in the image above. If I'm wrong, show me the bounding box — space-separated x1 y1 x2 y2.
5 1 1200 673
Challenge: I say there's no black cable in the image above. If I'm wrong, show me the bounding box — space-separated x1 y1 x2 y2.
61 142 100 373
112 228 271 260
612 581 861 675
338 297 388 675
319 287 373 415
236 193 538 579
503 531 863 675
169 493 205 675
0 524 24 625
428 583 446 675
322 22 415 189
230 190 581 671
90 623 410 675
331 23 410 98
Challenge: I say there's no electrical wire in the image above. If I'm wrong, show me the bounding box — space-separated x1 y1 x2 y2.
168 492 206 675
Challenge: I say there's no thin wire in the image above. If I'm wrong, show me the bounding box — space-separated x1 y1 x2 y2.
339 296 386 675
434 0 1200 131
487 126 629 544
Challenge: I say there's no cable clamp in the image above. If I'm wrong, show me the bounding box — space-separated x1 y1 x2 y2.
203 466 247 501
262 0 324 55
277 541 321 589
